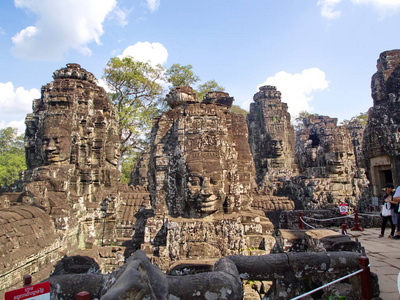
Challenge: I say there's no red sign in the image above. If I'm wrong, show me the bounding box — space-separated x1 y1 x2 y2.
339 203 348 215
5 282 50 300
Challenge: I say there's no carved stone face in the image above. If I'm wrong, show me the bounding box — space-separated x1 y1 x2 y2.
105 141 120 166
41 127 71 164
270 139 283 157
325 151 345 174
186 170 226 214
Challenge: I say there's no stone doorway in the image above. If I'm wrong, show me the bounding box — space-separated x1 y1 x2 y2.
370 156 392 197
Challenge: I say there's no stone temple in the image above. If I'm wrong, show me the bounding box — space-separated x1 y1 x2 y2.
0 64 149 291
2 49 400 298
130 87 275 270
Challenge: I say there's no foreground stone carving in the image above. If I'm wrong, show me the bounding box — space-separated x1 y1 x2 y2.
46 249 369 300
363 50 400 197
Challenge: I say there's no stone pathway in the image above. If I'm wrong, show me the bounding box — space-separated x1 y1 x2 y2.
341 227 400 300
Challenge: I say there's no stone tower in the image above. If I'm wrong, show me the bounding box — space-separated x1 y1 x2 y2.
293 115 369 210
247 85 296 186
1 63 130 293
131 87 274 270
23 63 122 226
363 49 400 196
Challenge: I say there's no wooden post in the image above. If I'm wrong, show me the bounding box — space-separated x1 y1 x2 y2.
359 257 373 300
299 212 304 229
351 210 364 231
76 291 91 300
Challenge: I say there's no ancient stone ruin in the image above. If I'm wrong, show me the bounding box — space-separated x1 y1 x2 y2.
247 85 296 186
2 49 397 298
288 115 370 210
0 64 144 292
363 49 400 198
130 87 275 270
246 85 297 213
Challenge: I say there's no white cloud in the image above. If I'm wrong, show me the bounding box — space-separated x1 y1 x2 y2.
119 41 168 65
318 0 400 19
258 68 329 118
146 0 160 12
318 0 343 19
97 78 113 93
353 0 400 18
0 82 40 134
12 0 117 60
109 5 131 27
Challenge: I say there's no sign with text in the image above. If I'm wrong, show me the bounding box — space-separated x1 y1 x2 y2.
339 203 349 215
5 281 50 300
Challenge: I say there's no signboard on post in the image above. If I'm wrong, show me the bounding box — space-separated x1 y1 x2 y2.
5 281 50 300
339 203 348 216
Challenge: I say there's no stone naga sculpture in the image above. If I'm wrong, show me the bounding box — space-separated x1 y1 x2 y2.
46 249 364 300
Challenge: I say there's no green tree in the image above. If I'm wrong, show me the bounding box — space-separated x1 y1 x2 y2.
120 152 141 184
103 56 165 169
341 112 368 127
293 111 320 131
230 105 249 117
196 80 225 101
0 127 26 186
165 64 200 87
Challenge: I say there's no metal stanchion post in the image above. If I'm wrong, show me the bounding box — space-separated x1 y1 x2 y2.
359 257 373 300
299 212 304 229
341 223 348 235
351 210 364 231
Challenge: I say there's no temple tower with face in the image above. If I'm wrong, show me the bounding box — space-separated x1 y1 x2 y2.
247 86 296 186
23 63 122 234
131 87 274 270
293 115 369 210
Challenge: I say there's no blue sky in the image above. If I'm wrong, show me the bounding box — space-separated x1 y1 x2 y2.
1 0 400 134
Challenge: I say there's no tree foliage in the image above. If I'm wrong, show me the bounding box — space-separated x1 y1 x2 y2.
196 80 225 101
104 59 226 174
293 111 320 131
0 127 26 186
103 56 165 168
341 112 368 127
165 64 200 87
230 105 249 117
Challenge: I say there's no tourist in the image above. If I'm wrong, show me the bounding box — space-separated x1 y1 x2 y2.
379 183 396 238
390 185 400 239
